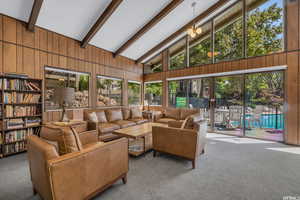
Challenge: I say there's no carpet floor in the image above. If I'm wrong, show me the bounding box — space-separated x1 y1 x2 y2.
1 133 300 200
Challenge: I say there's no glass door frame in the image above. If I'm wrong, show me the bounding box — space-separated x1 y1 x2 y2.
208 70 285 142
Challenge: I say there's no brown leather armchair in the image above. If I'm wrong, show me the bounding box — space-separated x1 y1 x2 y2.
27 132 129 200
152 114 207 169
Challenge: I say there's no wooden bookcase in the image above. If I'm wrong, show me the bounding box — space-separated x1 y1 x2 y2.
0 76 43 158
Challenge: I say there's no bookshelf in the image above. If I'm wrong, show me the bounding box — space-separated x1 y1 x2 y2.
0 75 43 158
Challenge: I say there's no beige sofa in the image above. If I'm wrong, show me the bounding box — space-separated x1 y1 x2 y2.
154 108 199 124
84 107 148 142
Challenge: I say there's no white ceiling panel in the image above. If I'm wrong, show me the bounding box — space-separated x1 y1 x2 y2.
89 0 172 52
0 0 34 22
122 0 219 60
36 0 112 40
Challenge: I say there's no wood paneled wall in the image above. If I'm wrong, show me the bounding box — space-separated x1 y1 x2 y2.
144 0 300 145
0 14 143 122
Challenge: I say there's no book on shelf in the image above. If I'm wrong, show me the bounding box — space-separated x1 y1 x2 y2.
5 105 40 118
5 119 25 129
3 79 41 91
3 141 26 155
25 118 41 127
4 129 34 143
4 92 41 104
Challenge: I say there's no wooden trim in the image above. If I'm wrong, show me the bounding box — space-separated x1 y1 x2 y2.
136 0 230 63
81 0 123 48
27 0 44 32
114 0 183 57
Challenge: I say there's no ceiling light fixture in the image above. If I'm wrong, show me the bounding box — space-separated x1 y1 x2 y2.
187 2 202 39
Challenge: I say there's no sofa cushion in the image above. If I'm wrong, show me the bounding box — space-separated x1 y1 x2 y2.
99 133 121 142
156 118 176 124
88 112 98 123
40 126 83 155
106 109 123 122
96 111 107 123
131 107 142 119
122 108 131 120
180 108 199 120
129 118 148 125
165 108 180 120
114 120 136 128
98 123 120 134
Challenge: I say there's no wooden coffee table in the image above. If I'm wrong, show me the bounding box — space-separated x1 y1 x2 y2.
113 122 167 156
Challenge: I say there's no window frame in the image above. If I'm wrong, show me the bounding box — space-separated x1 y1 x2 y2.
144 80 163 106
143 53 163 74
96 75 123 107
44 66 91 111
128 80 142 106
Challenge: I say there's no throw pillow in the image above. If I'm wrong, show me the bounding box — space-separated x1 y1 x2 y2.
40 126 83 155
131 107 142 119
122 108 131 120
96 111 107 123
88 112 98 123
106 109 123 122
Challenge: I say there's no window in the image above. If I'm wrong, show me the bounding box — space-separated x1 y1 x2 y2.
246 0 284 57
168 80 188 108
144 54 163 74
144 82 162 106
189 22 212 67
128 81 141 106
169 37 187 70
45 67 90 110
96 76 122 107
214 2 243 62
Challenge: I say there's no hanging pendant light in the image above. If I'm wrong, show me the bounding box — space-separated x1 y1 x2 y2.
187 2 202 38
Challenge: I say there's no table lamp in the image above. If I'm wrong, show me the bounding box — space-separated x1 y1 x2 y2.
53 87 75 122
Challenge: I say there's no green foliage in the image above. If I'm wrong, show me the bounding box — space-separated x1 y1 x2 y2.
128 82 141 105
189 36 212 66
78 75 89 91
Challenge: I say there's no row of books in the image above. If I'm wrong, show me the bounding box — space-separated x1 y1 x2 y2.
4 129 34 143
0 79 40 91
4 118 41 130
3 141 26 155
5 105 40 118
3 93 41 104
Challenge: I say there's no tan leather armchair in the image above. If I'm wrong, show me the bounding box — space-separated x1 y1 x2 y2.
27 134 129 200
152 115 207 169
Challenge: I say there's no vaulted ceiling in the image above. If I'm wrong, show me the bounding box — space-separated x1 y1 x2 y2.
0 0 234 62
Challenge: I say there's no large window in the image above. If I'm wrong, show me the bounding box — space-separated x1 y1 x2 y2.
168 80 189 108
45 67 90 110
128 81 141 106
246 0 284 57
189 22 212 67
97 76 122 107
144 82 162 106
214 2 243 62
144 54 163 74
169 37 187 70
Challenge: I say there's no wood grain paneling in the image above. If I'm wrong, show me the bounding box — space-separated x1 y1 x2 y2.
286 0 299 51
0 14 142 123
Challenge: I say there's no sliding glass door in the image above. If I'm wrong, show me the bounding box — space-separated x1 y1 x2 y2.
244 71 284 141
214 75 244 136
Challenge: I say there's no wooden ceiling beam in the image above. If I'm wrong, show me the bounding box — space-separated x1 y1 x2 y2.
136 0 230 63
113 0 184 57
27 0 44 32
81 0 123 48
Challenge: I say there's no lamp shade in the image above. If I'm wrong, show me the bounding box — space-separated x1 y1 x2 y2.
53 87 75 105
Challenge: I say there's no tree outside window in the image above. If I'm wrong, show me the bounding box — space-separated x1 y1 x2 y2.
128 81 141 106
97 76 122 107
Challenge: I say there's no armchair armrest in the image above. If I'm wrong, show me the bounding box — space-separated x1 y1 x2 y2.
87 120 98 131
152 126 198 160
47 138 128 200
78 130 98 145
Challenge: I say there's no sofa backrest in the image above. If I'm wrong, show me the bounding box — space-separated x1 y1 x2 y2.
164 108 181 120
180 108 199 120
106 109 123 122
